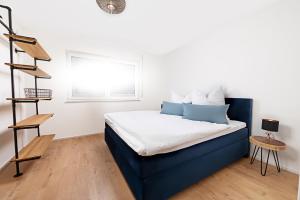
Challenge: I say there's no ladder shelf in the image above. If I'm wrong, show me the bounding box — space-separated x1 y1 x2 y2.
1 4 54 177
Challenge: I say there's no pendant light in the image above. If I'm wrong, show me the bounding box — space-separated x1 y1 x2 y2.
96 0 126 14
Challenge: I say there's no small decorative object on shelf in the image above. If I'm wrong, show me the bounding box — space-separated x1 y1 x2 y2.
250 119 286 176
0 4 55 177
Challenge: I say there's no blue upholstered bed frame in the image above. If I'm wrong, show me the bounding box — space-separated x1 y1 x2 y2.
105 98 253 200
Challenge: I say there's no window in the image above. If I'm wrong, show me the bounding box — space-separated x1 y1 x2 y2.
67 51 142 102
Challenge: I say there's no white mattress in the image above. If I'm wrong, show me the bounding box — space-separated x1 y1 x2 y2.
104 111 246 156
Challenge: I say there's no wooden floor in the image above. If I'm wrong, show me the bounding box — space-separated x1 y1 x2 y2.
0 134 298 200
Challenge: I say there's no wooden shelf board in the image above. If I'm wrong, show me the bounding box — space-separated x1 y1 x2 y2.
4 34 51 61
6 97 52 102
20 68 51 79
5 34 36 43
4 63 50 78
5 63 37 70
11 134 55 162
8 114 54 129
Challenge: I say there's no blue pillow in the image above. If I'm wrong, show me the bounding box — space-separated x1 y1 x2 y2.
183 104 229 124
160 101 183 116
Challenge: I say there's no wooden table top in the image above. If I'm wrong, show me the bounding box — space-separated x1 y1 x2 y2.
250 136 287 151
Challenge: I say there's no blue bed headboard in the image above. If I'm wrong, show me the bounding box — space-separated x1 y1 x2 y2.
225 98 253 135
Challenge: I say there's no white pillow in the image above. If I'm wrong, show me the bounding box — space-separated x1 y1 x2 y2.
191 90 207 105
170 91 192 103
192 87 225 105
170 92 184 103
207 87 225 105
183 92 192 103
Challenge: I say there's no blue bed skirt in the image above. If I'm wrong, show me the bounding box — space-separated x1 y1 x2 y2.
106 124 249 199
105 98 253 200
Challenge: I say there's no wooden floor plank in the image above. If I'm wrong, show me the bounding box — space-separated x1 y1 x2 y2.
0 134 297 200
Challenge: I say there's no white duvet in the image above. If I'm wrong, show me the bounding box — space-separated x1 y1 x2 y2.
104 111 246 156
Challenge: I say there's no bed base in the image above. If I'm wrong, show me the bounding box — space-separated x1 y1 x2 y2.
105 126 248 200
105 98 253 200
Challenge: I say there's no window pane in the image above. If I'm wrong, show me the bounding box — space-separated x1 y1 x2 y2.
71 56 106 98
68 52 140 101
109 62 136 97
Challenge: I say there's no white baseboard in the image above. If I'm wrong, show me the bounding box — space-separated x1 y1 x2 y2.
54 132 102 141
0 157 13 172
253 158 299 175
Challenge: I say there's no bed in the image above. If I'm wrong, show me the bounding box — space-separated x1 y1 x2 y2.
104 98 253 200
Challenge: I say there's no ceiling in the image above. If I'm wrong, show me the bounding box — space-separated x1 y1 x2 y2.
5 0 279 55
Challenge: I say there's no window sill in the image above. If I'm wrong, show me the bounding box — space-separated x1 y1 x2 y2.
65 98 141 103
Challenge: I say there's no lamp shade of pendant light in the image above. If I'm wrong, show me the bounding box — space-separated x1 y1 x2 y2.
96 0 126 14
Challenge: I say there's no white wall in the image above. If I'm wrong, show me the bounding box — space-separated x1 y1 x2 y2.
21 35 167 140
164 0 300 173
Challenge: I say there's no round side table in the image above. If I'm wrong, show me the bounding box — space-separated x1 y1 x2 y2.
249 136 287 176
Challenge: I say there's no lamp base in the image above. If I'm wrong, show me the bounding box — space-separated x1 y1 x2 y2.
265 132 275 140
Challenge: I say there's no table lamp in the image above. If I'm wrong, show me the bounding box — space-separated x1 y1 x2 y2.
262 119 279 139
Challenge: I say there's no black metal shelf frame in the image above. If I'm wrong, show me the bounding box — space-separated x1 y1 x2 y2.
0 4 51 177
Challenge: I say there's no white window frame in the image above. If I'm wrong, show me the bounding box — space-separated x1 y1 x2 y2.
66 51 142 102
